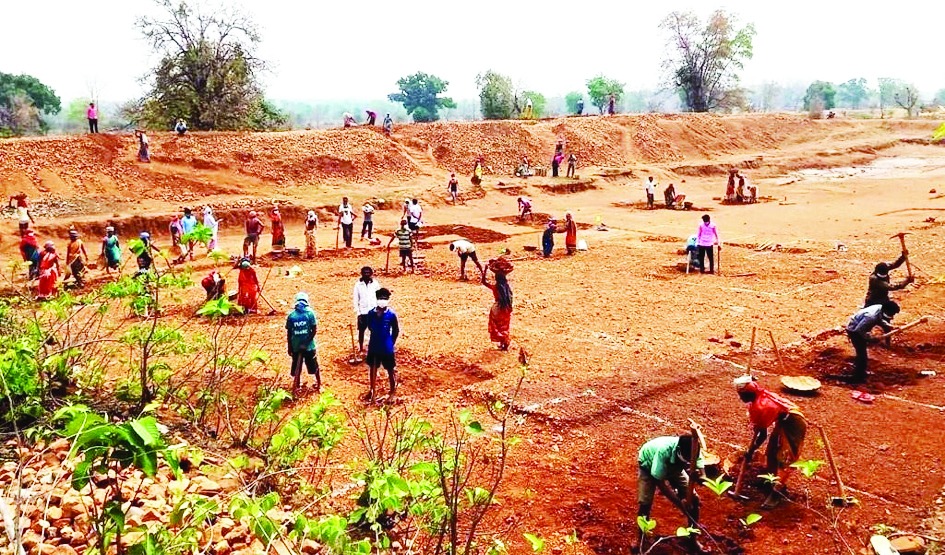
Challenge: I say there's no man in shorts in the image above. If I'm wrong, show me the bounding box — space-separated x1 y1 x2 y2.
364 288 399 402
447 173 459 204
449 239 482 281
243 210 265 263
388 220 415 273
286 291 320 393
406 199 423 232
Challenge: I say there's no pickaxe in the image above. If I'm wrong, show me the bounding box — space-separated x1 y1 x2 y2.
890 232 913 278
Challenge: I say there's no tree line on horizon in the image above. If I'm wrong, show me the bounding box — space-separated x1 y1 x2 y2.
2 2 945 137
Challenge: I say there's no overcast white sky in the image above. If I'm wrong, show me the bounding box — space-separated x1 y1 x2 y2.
3 0 941 104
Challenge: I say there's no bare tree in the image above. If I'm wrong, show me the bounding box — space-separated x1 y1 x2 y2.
894 83 921 118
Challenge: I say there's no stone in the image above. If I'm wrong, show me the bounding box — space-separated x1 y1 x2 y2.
217 517 237 535
46 506 63 521
21 530 42 549
213 539 231 555
300 539 321 554
889 536 926 554
52 546 79 555
190 476 222 496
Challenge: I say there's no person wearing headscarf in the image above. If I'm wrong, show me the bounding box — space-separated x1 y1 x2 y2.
64 229 89 287
286 291 320 393
169 215 186 264
304 210 318 259
135 231 160 275
236 258 260 314
564 212 578 255
542 219 556 258
482 259 513 350
203 206 219 251
19 228 41 280
37 241 61 300
864 251 912 307
270 208 286 253
102 226 122 275
734 375 808 509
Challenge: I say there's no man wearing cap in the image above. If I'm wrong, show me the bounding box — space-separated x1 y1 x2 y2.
864 252 913 307
102 226 121 275
364 287 400 402
244 211 265 263
388 220 415 273
846 300 901 383
734 375 808 508
353 266 381 356
236 258 260 314
286 292 320 393
181 208 198 261
449 239 482 281
447 173 459 204
636 434 707 553
64 229 89 287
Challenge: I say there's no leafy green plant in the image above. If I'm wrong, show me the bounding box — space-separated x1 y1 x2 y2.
676 526 700 537
636 516 657 535
739 513 762 527
934 122 945 142
128 494 220 555
180 223 213 248
208 249 230 265
229 492 282 546
196 297 243 318
292 513 371 555
702 476 733 496
0 337 43 423
266 391 345 478
523 533 545 553
758 473 780 484
790 459 826 479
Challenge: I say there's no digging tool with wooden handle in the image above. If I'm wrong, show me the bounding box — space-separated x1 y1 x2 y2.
746 326 757 374
686 424 700 509
892 232 913 278
730 450 751 501
817 425 856 506
880 316 929 339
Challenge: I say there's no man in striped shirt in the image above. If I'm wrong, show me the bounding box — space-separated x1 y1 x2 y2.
387 219 415 273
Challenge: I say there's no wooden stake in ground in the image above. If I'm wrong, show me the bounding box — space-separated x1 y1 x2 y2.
768 330 785 371
746 326 757 373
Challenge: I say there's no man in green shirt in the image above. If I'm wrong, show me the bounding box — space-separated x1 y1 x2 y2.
387 219 415 273
286 292 320 393
637 435 707 552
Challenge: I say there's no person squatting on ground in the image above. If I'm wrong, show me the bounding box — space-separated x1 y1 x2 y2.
567 153 577 178
482 258 513 350
201 269 226 301
304 211 318 258
353 266 381 355
270 208 286 253
846 300 900 383
101 227 121 275
517 196 533 221
564 212 577 254
636 435 707 553
286 291 320 393
733 375 808 509
181 207 198 261
236 258 260 314
338 197 357 248
542 219 556 257
37 241 61 300
644 176 657 209
864 252 912 307
243 211 265 263
388 220 415 273
685 235 702 271
450 239 483 280
175 119 187 136
361 201 375 240
64 229 89 287
364 288 399 402
20 229 41 280
695 214 720 274
447 173 460 203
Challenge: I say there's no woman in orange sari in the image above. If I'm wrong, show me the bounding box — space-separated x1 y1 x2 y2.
37 241 61 300
564 212 577 254
482 260 513 350
236 258 260 314
271 209 285 253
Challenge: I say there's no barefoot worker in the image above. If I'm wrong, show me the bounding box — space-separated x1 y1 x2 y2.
20 229 41 280
733 375 808 508
169 215 186 264
286 292 320 393
37 241 61 300
864 252 913 307
450 239 483 280
236 258 260 314
636 434 707 553
243 211 265 263
564 212 578 255
364 288 400 402
388 220 415 273
482 258 513 350
304 211 318 259
101 227 122 275
270 208 286 254
542 219 556 257
64 229 89 287
201 269 226 301
845 300 900 383
181 208 198 261
353 266 381 356
517 196 533 221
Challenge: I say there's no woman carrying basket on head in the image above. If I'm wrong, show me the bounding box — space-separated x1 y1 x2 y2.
482 258 513 351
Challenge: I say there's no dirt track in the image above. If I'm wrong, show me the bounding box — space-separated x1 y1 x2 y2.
2 114 944 554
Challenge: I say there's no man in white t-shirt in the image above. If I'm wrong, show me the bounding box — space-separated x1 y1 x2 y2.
361 202 375 240
338 197 357 248
352 266 381 356
406 199 423 231
449 239 483 281
644 176 657 209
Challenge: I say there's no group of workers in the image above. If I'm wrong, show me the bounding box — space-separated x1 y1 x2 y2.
725 169 758 204
342 111 393 134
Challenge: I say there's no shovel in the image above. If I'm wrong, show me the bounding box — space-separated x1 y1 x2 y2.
257 291 279 316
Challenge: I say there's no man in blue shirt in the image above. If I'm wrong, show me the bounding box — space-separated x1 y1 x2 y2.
180 207 198 261
364 288 400 402
286 292 319 393
846 300 899 383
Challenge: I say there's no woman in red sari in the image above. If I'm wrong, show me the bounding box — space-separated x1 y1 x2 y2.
564 212 578 255
236 258 260 314
270 208 286 253
482 260 513 350
37 241 61 300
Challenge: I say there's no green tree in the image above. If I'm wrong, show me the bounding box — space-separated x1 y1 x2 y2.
521 90 546 118
660 10 755 112
388 72 456 122
476 71 515 120
838 78 869 109
131 0 286 130
565 91 583 114
0 72 61 135
586 76 625 114
803 81 836 111
878 78 902 118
